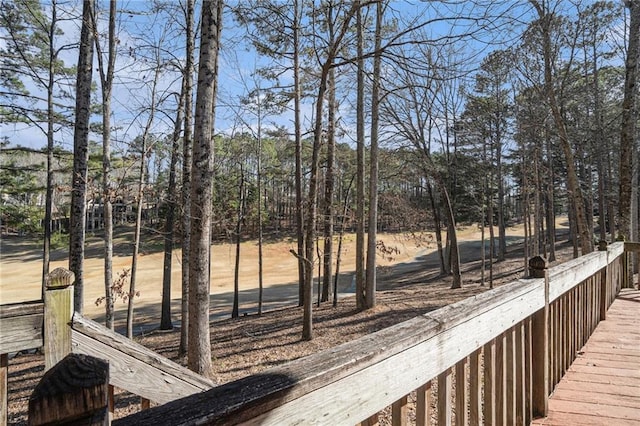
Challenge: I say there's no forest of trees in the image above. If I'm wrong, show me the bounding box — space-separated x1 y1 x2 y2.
1 0 638 378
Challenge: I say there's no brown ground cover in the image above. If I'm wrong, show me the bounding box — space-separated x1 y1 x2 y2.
2 221 574 424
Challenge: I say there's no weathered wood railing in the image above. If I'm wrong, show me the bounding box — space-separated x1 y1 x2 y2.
115 241 635 426
1 242 637 425
0 268 214 426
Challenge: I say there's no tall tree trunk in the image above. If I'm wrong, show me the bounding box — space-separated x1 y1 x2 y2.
42 1 58 297
303 1 359 339
69 0 95 314
187 0 222 378
355 4 366 310
487 180 495 288
496 117 506 261
619 0 639 241
293 0 305 307
160 85 185 331
257 92 264 315
321 68 336 303
93 0 117 329
127 61 160 339
179 0 195 356
365 0 383 309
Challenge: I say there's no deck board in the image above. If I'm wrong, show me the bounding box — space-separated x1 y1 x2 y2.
532 288 640 426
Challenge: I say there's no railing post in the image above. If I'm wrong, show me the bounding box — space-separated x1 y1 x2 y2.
599 241 608 321
529 256 549 419
616 234 630 289
1 353 7 426
28 353 110 425
44 267 75 371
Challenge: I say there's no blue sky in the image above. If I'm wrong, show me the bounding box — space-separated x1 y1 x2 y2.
0 1 627 154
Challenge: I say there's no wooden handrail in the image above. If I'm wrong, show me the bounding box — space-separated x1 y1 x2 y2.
71 314 215 404
116 241 630 426
3 241 635 425
0 301 44 354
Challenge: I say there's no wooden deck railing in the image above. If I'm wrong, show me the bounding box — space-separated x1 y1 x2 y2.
1 242 637 425
117 242 633 426
1 268 214 426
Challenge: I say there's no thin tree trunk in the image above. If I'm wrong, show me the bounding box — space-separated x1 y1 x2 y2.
303 1 359 339
160 84 185 331
355 4 366 310
427 182 447 275
179 0 195 357
321 68 336 304
365 0 383 309
545 125 556 262
42 2 58 297
232 167 245 319
69 0 95 314
257 93 264 315
440 182 462 289
334 175 354 307
93 0 117 329
293 0 305 307
127 60 160 339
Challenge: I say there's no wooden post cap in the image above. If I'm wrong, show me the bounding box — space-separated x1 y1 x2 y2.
28 353 109 425
598 240 608 251
528 256 548 278
45 267 75 289
616 234 626 242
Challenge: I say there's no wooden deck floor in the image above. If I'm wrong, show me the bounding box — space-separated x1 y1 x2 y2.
532 288 640 425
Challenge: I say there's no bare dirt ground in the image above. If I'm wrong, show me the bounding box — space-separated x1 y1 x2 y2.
2 221 575 424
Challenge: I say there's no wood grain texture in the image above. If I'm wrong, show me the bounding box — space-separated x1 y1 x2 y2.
71 315 214 404
437 369 451 426
391 395 407 426
44 285 73 371
114 244 629 426
0 302 43 354
415 382 431 426
28 353 109 426
532 288 640 425
468 351 481 426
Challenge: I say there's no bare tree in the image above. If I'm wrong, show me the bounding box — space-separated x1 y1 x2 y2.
618 0 639 241
92 0 117 329
529 0 593 255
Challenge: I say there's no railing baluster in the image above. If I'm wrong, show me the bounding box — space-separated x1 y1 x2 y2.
525 317 533 424
515 322 525 426
392 395 407 426
469 351 481 426
416 382 432 426
438 368 452 426
361 412 379 426
506 328 516 426
1 353 7 426
496 334 506 425
455 357 467 426
484 340 496 426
